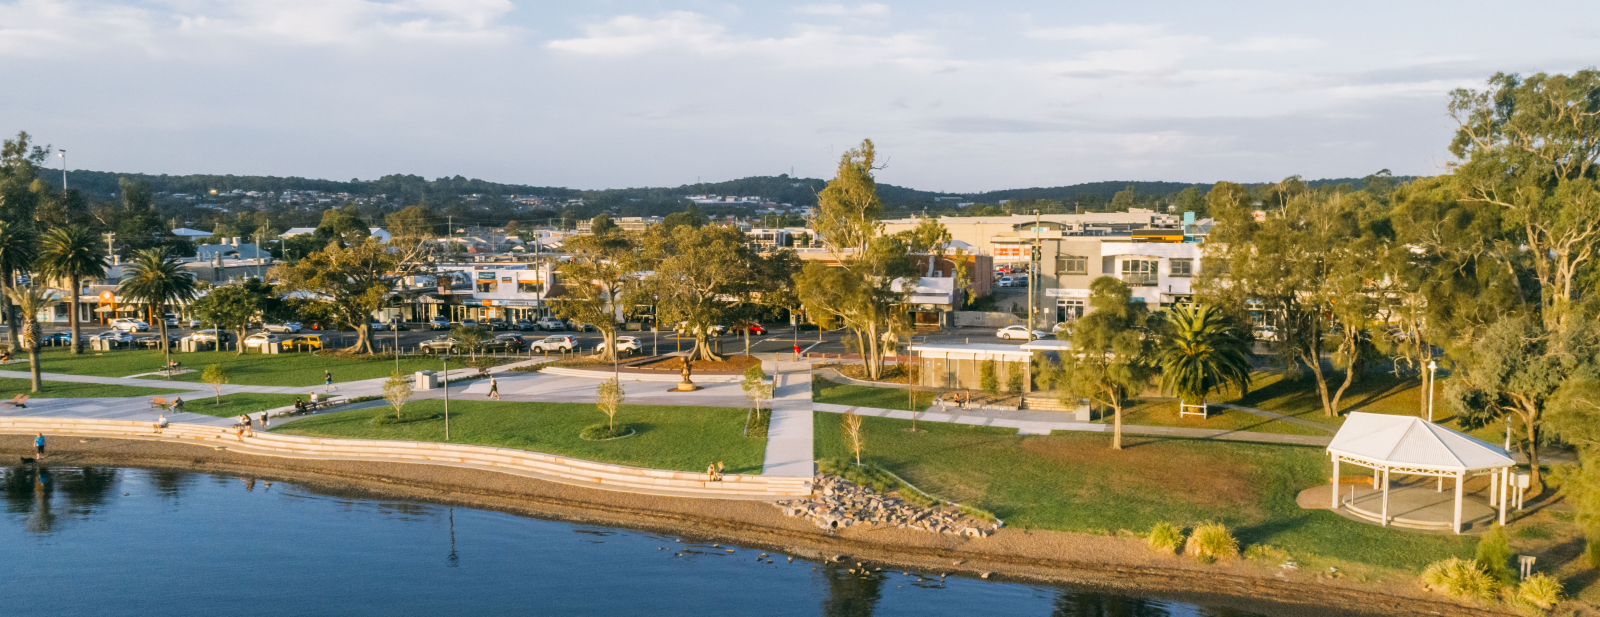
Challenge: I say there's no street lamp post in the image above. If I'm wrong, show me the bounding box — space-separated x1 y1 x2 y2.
1426 359 1438 422
440 355 452 441
58 150 68 191
1029 210 1040 341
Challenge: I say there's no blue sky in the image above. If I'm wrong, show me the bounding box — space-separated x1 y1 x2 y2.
4 1 1596 191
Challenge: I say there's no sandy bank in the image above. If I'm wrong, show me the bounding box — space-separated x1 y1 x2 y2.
0 435 1507 617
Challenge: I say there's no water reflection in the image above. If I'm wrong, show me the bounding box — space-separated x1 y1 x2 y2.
821 563 883 617
1051 590 1174 617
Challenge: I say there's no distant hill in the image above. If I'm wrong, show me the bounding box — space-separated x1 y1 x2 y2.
963 176 1411 203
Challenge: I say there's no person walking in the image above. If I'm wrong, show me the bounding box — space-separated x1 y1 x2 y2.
240 414 253 437
33 433 45 460
487 376 500 400
324 370 336 392
259 411 269 429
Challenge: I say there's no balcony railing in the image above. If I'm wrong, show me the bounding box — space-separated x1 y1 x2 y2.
1120 272 1158 286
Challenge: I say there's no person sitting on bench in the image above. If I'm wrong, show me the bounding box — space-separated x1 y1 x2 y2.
171 397 184 412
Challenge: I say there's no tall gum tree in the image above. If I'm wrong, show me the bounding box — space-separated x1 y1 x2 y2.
550 228 637 363
644 223 763 363
272 237 431 354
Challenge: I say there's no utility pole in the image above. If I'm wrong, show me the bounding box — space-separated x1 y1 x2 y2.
254 231 263 280
58 150 67 190
102 232 116 266
1030 210 1040 341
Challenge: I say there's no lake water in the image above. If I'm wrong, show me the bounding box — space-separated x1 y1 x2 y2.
1 465 1275 616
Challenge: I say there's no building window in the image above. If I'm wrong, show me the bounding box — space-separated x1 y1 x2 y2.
1102 256 1115 274
476 281 493 293
1119 259 1158 286
517 281 543 294
1055 255 1087 275
1170 258 1193 277
1057 299 1084 322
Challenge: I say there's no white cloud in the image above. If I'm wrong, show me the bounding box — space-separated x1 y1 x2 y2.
546 11 941 68
1025 23 1170 42
1222 36 1321 52
794 3 891 17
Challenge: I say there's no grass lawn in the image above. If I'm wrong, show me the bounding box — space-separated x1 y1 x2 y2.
179 393 306 418
813 380 935 411
815 412 1476 571
0 377 188 399
0 349 502 388
1109 398 1330 436
274 400 767 474
1229 369 1505 442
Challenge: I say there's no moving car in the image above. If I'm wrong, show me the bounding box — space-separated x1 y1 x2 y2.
283 335 324 351
595 336 641 353
732 323 767 336
429 316 451 330
483 333 526 352
264 322 303 334
529 335 575 353
536 316 566 331
418 336 457 353
997 276 1014 288
243 332 283 350
110 318 149 333
995 325 1048 340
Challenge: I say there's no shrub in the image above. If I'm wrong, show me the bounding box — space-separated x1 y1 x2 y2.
1183 522 1238 563
1588 535 1600 570
1514 572 1564 611
1147 522 1183 555
1419 558 1500 602
1006 362 1024 394
1475 524 1515 585
580 423 632 440
979 359 998 394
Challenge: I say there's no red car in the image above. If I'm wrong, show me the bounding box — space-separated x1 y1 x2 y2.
734 323 767 335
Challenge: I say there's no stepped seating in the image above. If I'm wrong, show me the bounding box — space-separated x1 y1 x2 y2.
539 366 743 383
1 417 810 500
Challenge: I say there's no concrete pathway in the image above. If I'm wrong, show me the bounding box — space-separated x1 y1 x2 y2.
761 360 814 478
1211 402 1333 432
814 402 1336 446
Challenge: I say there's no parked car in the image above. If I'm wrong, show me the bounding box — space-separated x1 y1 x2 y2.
536 316 565 331
419 336 457 353
41 332 75 345
483 333 526 352
1252 325 1280 342
529 335 575 353
94 330 133 344
997 276 1015 287
243 332 283 350
514 319 536 331
134 334 180 349
163 314 200 328
429 316 451 330
110 318 149 333
616 336 642 353
187 329 234 343
460 319 480 329
283 334 324 351
487 318 509 331
368 320 388 332
995 325 1048 340
263 322 303 334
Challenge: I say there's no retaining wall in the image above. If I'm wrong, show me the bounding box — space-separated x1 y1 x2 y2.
1 417 810 500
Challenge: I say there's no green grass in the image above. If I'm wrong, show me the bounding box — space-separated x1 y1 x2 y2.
274 400 767 474
180 393 306 418
1110 398 1330 436
1230 370 1504 441
815 412 1476 571
0 349 502 388
0 377 188 399
813 380 935 411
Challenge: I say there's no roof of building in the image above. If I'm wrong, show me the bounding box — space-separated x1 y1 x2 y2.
280 227 317 238
909 343 1033 358
1327 412 1514 472
196 243 269 261
171 228 212 237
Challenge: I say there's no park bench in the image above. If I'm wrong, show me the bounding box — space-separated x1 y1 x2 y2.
158 362 183 377
3 394 27 408
150 397 171 410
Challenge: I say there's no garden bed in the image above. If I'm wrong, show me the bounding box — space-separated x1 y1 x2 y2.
635 355 761 374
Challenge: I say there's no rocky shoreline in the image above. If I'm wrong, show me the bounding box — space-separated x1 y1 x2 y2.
777 475 994 537
0 435 1515 617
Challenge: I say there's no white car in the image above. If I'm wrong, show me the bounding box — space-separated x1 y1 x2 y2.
536 316 566 331
93 330 133 344
996 325 1048 340
1252 325 1280 342
187 329 233 343
596 336 641 353
530 335 575 353
997 276 1014 287
243 332 282 350
110 318 149 333
264 322 302 334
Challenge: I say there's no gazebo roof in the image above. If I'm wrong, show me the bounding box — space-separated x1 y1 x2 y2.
1327 412 1514 473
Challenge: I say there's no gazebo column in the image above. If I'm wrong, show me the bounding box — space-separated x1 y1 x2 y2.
1489 469 1498 504
1499 468 1508 525
1453 470 1464 534
1380 467 1390 526
1437 475 1443 492
1330 457 1341 509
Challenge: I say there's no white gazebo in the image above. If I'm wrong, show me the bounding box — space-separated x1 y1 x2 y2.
1327 412 1516 534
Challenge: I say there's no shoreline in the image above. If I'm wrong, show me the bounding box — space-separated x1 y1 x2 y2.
0 435 1506 617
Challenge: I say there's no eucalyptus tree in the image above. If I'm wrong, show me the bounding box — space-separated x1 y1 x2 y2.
117 247 198 368
1059 277 1156 450
35 225 108 354
550 226 637 363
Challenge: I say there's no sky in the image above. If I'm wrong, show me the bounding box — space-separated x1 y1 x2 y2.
3 1 1597 193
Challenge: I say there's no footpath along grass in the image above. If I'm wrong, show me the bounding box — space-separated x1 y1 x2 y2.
1229 369 1504 441
0 349 503 388
179 393 306 418
1110 398 1329 436
815 412 1475 571
813 380 935 411
0 377 188 399
274 400 767 474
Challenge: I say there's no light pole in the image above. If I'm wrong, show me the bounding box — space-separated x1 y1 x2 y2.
1426 359 1438 422
1029 209 1040 341
58 150 67 190
440 355 452 441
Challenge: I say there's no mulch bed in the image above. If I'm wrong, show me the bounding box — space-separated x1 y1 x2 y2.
637 355 761 374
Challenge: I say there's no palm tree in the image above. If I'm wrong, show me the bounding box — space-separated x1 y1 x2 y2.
7 285 60 392
118 247 198 369
35 226 109 355
1157 303 1253 411
0 222 36 353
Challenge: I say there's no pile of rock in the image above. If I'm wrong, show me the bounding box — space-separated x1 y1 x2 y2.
775 475 994 537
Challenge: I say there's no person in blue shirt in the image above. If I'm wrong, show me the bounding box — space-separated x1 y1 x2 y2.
33 433 45 459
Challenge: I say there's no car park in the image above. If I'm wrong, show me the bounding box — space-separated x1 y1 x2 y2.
995 325 1048 340
429 316 451 330
264 322 303 334
243 332 283 350
529 335 575 353
111 318 150 333
536 316 566 331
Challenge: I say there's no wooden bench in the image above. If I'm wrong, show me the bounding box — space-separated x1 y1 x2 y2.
150 397 171 410
2 394 26 408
